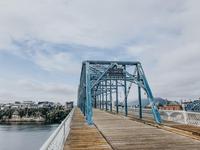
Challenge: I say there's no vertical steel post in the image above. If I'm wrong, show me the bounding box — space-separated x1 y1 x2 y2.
116 79 119 114
138 86 142 119
83 99 86 116
137 65 142 119
94 90 97 108
85 62 93 124
102 82 104 110
98 95 100 108
110 79 112 112
124 65 128 116
97 94 99 108
105 79 108 111
100 84 102 109
96 95 98 108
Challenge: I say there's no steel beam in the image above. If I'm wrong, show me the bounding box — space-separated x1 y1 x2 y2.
85 62 93 124
138 86 142 119
105 80 108 111
102 82 104 110
84 60 140 65
116 79 119 114
110 79 112 112
100 85 102 109
124 65 128 116
137 65 142 119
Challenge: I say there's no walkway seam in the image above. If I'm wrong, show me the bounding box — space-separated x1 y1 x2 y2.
93 122 115 150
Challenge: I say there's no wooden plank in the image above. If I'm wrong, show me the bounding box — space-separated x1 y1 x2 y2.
93 109 200 150
64 108 112 150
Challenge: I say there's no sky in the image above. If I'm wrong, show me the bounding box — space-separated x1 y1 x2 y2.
0 0 200 103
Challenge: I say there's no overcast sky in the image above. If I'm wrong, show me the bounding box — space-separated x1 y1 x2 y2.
0 0 200 103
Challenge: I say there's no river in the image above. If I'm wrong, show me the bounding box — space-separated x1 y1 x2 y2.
0 124 58 150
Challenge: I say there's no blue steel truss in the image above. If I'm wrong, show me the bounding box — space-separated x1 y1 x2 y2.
77 60 161 125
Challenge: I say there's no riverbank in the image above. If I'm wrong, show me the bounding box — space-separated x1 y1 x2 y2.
0 106 72 124
0 117 45 123
0 116 45 124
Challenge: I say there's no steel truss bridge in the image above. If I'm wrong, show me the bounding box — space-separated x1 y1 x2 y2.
40 60 200 150
77 60 161 124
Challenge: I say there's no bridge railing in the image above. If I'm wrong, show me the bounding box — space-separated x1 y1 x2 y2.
111 107 200 126
40 108 75 150
128 108 200 126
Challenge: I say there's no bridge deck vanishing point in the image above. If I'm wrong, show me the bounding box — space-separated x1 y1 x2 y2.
65 108 200 150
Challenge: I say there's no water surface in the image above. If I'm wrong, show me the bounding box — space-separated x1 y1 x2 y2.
0 124 58 150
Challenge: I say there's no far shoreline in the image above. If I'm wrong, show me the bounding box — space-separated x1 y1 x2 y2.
0 121 60 125
0 120 46 125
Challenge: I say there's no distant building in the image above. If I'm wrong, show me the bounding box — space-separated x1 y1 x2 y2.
38 101 54 108
159 105 182 110
11 105 19 109
55 102 62 107
65 101 74 110
114 101 124 107
158 100 182 111
183 100 200 112
181 100 192 111
12 110 20 119
15 101 21 104
22 101 36 109
2 104 11 110
23 101 35 105
0 103 3 110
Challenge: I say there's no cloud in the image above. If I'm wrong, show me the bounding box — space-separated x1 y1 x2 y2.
0 0 200 102
0 78 76 103
1 38 82 75
126 0 200 100
18 79 76 95
33 51 81 74
0 0 188 50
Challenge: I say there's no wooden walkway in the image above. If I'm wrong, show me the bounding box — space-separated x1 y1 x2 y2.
93 109 200 150
64 108 112 150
